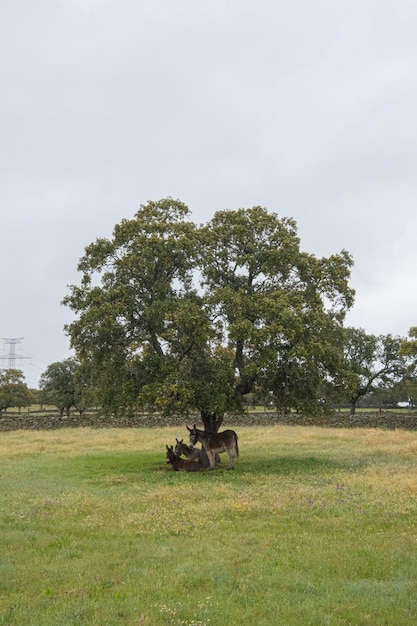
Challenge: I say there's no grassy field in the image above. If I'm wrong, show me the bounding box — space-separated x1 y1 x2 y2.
1 425 417 625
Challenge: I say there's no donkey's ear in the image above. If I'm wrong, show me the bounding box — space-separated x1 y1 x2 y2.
186 425 192 432
193 424 196 429
176 438 179 443
166 445 169 450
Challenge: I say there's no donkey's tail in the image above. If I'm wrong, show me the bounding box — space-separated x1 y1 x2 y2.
235 435 239 457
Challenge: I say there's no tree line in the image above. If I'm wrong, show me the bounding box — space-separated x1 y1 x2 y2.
1 199 416 426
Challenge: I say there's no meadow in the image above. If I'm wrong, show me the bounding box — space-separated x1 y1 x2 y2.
1 424 417 625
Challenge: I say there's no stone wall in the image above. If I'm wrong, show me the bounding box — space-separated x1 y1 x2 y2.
0 410 416 431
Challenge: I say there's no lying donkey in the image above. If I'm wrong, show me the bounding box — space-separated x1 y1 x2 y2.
174 438 210 469
165 445 200 472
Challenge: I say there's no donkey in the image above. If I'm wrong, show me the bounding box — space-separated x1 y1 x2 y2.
187 424 239 470
174 438 201 461
174 438 211 469
165 445 200 472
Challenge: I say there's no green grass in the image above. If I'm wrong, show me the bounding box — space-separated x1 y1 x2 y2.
1 425 417 625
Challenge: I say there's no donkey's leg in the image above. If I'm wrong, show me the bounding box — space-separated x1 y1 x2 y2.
227 446 236 469
199 447 210 468
206 449 216 470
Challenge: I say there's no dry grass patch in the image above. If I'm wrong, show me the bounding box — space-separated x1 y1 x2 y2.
0 426 164 459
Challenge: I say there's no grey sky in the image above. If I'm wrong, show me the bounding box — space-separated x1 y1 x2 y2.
1 0 417 387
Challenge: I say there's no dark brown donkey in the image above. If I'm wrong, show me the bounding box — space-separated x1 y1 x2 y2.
187 424 239 470
165 445 200 472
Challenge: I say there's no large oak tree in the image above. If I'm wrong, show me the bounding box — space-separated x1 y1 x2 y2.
63 198 355 430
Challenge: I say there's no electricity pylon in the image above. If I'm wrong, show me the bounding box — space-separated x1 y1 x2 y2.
0 338 31 369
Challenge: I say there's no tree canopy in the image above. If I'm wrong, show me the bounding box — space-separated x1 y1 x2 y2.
399 327 417 364
39 358 87 416
336 328 407 415
63 198 355 430
0 369 35 414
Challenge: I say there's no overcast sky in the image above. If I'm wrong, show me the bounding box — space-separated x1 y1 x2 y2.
1 0 417 387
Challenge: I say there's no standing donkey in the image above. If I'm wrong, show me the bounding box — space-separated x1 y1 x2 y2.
187 424 239 470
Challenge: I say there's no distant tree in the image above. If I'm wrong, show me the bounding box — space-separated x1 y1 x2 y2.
397 329 417 408
374 378 417 409
30 388 45 408
63 198 355 430
0 369 35 414
39 358 87 417
394 378 417 408
337 328 407 415
361 384 403 409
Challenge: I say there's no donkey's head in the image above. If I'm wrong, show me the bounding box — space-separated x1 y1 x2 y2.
186 424 198 448
165 444 175 463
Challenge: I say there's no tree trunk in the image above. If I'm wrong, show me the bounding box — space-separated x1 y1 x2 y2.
234 339 257 396
200 411 223 433
349 400 356 416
